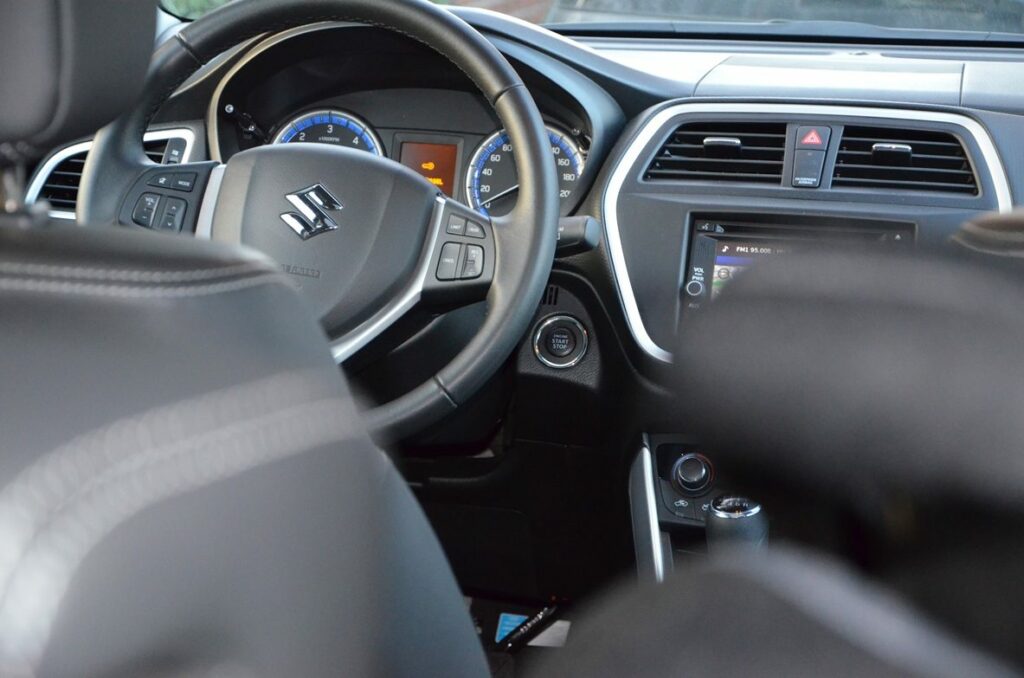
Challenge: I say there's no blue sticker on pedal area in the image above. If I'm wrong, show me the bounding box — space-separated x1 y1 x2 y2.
495 612 529 642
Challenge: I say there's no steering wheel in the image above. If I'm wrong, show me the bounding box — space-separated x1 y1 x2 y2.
78 0 559 440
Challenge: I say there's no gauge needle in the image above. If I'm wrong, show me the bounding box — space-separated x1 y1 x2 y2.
480 183 519 207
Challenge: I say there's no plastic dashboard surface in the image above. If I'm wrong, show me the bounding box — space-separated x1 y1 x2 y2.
600 102 1015 361
203 23 623 219
28 8 1024 381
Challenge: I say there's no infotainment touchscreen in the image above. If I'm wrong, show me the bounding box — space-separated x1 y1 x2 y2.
710 240 792 298
683 216 913 313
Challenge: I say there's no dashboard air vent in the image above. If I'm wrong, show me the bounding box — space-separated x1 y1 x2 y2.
832 126 977 195
37 152 88 213
645 122 787 184
35 138 181 216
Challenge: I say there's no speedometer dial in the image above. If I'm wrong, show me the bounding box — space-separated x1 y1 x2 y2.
272 109 384 156
466 125 585 218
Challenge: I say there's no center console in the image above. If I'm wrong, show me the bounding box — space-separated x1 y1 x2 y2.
610 103 1010 580
629 436 770 580
603 102 1008 366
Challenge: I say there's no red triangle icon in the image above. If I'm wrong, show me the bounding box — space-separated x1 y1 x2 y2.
801 129 823 146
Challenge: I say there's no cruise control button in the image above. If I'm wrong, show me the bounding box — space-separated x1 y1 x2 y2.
796 126 831 150
792 149 826 188
132 193 161 228
446 215 466 236
465 221 485 239
460 245 484 279
436 242 462 281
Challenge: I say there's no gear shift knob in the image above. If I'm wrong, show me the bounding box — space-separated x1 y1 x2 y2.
706 495 768 553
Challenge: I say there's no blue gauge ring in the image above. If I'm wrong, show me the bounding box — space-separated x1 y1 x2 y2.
272 109 384 156
466 126 585 217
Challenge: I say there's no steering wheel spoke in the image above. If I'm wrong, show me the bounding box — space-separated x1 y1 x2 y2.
80 0 559 440
114 161 220 234
419 196 495 310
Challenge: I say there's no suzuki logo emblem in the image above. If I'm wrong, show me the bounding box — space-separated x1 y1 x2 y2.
280 184 343 240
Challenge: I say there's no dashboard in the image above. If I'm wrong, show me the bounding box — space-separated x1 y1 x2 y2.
23 8 1024 434
206 25 599 218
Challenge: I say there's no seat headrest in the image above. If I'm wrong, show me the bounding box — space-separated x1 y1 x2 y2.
676 248 1024 512
0 0 157 162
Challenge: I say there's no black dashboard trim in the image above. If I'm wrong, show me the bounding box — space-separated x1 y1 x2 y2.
601 101 1013 363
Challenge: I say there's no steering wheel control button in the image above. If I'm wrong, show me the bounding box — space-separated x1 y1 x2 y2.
156 198 188 232
672 453 714 495
436 242 462 281
460 245 484 279
792 149 826 188
796 125 831 150
533 315 589 369
465 220 486 239
161 137 187 164
147 171 197 192
132 193 161 228
170 172 197 192
446 215 466 236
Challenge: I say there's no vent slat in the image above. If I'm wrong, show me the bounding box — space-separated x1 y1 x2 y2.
832 125 977 195
37 138 178 213
835 165 975 179
646 170 784 183
646 121 787 184
832 177 978 193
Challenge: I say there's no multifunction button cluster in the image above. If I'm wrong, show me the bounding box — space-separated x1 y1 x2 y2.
792 125 831 188
436 214 488 281
131 170 198 232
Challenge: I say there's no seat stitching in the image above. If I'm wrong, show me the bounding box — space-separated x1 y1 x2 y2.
0 370 360 669
0 272 291 299
0 260 274 283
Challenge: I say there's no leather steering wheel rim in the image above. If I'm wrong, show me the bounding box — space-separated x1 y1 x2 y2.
79 0 559 441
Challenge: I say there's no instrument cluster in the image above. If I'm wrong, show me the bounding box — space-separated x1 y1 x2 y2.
268 107 587 218
207 24 599 219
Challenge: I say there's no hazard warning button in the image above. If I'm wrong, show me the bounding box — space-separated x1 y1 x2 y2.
796 126 831 150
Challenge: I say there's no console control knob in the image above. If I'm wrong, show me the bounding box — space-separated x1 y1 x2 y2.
672 453 713 494
685 279 705 297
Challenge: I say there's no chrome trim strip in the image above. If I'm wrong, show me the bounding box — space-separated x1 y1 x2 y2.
194 164 225 239
628 444 666 583
24 128 197 221
602 102 1014 362
328 195 447 364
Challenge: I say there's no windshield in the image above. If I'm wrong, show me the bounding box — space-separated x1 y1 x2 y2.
161 0 1024 37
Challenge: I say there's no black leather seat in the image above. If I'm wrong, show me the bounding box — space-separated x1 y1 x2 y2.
0 2 486 676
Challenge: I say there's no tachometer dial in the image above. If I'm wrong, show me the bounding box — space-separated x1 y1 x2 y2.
272 109 384 156
466 125 585 218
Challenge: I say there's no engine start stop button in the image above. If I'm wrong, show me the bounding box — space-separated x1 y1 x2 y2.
533 315 588 369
